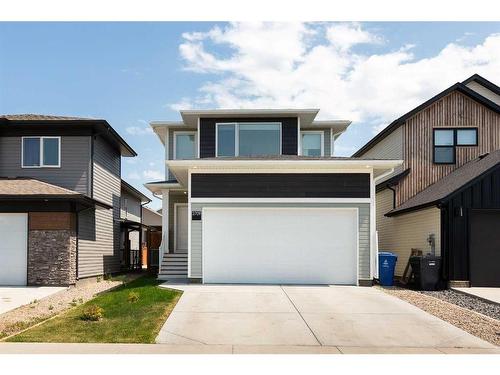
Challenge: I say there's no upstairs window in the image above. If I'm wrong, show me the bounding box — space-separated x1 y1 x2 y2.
301 131 324 157
216 122 281 157
22 137 60 168
174 132 196 159
433 128 478 164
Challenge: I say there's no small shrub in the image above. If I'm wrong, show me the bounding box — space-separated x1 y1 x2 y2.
96 275 102 283
48 305 54 311
80 304 104 321
103 273 112 281
127 291 139 303
78 298 84 304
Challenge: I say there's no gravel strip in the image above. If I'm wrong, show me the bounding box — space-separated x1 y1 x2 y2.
377 286 500 347
0 274 139 339
421 289 500 321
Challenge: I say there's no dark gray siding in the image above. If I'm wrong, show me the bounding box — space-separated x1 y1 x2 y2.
0 136 91 195
120 189 142 223
78 135 121 278
199 117 298 158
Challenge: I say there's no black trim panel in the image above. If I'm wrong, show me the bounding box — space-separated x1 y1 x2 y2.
191 173 370 198
199 117 298 158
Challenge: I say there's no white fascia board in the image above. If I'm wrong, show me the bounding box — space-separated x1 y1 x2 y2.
166 159 403 187
150 121 192 145
180 108 320 127
144 182 184 194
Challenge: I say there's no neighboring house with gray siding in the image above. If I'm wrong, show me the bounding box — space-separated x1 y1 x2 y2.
145 108 401 286
0 114 137 286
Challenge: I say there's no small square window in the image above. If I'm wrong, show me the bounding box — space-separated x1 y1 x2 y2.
434 129 454 146
457 129 477 146
434 147 454 164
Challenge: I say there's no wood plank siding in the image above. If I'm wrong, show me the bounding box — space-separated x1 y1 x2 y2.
398 91 500 205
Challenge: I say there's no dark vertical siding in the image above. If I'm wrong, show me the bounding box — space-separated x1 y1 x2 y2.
398 91 500 206
199 117 298 158
0 136 91 195
442 165 500 281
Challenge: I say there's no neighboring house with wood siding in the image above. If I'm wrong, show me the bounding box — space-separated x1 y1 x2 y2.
145 109 402 286
354 74 500 287
0 114 138 286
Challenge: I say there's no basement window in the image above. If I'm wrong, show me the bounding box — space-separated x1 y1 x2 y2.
22 137 60 168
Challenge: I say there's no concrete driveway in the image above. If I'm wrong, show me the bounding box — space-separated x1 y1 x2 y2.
0 286 66 315
157 284 495 353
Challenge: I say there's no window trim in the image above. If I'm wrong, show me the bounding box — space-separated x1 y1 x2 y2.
21 136 61 168
173 131 197 160
215 122 282 157
300 130 325 157
432 128 478 165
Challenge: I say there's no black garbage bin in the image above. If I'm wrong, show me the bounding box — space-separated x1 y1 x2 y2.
409 255 442 291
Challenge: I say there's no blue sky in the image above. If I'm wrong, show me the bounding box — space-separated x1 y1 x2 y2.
1 22 499 208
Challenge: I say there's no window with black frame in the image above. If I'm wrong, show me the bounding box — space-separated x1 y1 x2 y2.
433 128 477 164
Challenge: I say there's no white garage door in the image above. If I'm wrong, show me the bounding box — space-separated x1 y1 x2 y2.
0 213 28 286
202 207 358 285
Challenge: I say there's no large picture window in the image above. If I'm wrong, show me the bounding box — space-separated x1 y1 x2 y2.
174 132 196 159
433 128 478 164
216 122 281 157
22 137 60 168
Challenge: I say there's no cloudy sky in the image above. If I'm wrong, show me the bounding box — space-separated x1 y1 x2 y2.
1 22 499 208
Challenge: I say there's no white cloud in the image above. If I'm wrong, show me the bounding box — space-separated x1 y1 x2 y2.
326 23 383 51
143 169 164 181
173 22 500 139
126 120 153 136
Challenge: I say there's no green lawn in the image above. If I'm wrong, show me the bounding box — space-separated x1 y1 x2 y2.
7 276 182 343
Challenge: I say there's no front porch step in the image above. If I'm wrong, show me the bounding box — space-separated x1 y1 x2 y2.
158 252 188 279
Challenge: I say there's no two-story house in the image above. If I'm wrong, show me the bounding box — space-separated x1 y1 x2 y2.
0 114 138 286
145 109 401 286
354 74 500 287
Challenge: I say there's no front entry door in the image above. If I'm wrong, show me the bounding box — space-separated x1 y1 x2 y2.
175 204 189 253
469 209 500 287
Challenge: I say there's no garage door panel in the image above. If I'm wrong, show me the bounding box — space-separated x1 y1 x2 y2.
202 208 358 285
0 213 28 286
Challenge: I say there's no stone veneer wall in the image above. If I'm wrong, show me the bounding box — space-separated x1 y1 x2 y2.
27 229 77 286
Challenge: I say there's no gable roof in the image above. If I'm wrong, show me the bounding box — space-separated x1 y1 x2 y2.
121 179 151 204
462 74 500 96
386 150 500 216
0 114 137 157
353 75 500 157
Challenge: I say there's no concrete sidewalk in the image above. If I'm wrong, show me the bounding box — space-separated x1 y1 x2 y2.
453 287 500 305
0 342 499 354
0 286 66 315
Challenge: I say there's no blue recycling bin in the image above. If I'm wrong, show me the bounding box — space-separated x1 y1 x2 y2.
378 252 398 286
